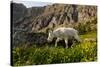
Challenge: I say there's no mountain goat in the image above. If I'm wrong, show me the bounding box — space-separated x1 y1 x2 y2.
47 27 81 48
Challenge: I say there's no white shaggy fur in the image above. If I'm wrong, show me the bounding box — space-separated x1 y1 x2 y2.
47 27 81 48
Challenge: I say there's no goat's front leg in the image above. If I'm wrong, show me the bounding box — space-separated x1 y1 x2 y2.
55 38 61 47
65 39 68 48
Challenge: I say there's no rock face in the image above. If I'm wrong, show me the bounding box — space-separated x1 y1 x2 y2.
11 3 45 32
32 4 97 31
11 2 97 47
11 3 27 23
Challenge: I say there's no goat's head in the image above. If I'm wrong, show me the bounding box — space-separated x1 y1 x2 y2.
47 30 54 42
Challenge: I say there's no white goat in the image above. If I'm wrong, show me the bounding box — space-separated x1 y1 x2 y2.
47 27 81 48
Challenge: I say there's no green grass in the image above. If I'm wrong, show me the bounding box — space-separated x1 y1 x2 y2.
12 32 97 66
80 32 97 39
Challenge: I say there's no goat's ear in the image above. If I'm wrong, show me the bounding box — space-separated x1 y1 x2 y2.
49 28 53 33
46 28 53 33
49 30 53 33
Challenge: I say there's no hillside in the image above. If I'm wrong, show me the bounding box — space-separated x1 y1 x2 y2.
11 2 97 46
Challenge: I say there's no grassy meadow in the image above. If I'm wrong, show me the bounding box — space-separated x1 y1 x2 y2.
12 32 97 66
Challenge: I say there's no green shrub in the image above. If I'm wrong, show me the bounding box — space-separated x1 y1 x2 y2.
12 35 97 66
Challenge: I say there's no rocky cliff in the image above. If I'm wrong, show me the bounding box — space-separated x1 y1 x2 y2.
32 4 97 32
11 2 97 47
